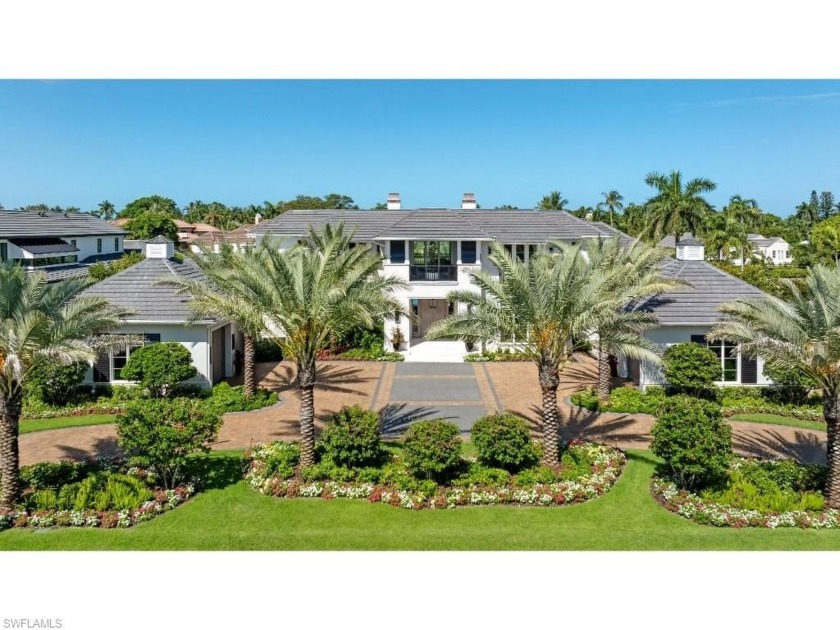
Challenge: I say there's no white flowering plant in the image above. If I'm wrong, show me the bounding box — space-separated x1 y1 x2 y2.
245 439 625 510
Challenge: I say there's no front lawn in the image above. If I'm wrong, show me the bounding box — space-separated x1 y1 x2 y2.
727 413 826 432
19 414 117 435
3 449 840 550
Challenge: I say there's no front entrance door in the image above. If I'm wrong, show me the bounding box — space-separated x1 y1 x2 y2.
411 299 451 339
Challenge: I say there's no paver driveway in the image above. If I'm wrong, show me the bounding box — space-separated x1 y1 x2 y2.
16 355 830 465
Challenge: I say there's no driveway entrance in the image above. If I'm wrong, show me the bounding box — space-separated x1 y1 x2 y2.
374 362 503 436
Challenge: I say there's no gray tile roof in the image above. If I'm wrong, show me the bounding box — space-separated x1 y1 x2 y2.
251 208 612 243
10 238 79 254
0 211 126 238
80 257 215 323
634 260 768 326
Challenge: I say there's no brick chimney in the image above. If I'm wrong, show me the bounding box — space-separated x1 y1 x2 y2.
461 193 477 210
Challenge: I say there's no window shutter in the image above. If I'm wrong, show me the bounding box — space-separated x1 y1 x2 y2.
741 356 758 384
690 335 706 345
93 352 111 382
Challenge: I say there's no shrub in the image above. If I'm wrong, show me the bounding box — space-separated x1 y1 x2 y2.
116 398 222 488
27 361 89 407
119 342 197 397
701 471 825 513
300 461 357 483
650 395 732 491
108 385 146 402
258 442 300 479
571 388 600 411
512 465 560 487
402 420 463 483
317 405 384 468
471 413 539 472
88 251 143 282
20 460 102 491
26 472 153 512
762 364 817 406
606 386 666 415
204 382 278 415
559 447 594 480
453 463 511 487
662 343 720 397
254 339 283 362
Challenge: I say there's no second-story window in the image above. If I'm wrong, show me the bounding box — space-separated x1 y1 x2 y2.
97 238 102 253
461 241 477 264
390 240 406 263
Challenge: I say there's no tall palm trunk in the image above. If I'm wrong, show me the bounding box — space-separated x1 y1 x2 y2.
0 391 23 511
824 394 840 508
297 358 317 467
243 334 256 400
538 360 561 465
597 337 610 400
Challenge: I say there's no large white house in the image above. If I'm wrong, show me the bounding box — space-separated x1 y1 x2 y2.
659 232 792 266
250 194 775 386
0 210 126 281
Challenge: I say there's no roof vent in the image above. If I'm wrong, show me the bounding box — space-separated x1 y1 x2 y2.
675 235 705 261
145 236 175 259
461 192 477 210
387 192 401 210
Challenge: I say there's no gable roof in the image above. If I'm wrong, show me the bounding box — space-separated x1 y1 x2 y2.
634 259 768 326
80 257 216 323
0 211 125 238
250 208 613 243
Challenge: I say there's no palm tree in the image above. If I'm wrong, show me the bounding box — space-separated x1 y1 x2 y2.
426 240 671 464
794 200 819 231
158 247 264 400
703 211 751 264
643 170 716 245
209 224 407 466
538 191 568 211
94 200 116 221
585 239 688 399
597 190 624 228
709 265 840 507
0 264 133 509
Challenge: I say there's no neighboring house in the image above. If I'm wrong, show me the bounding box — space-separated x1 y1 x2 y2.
0 210 126 281
189 223 256 254
658 232 792 266
249 193 615 351
628 239 771 388
80 237 239 389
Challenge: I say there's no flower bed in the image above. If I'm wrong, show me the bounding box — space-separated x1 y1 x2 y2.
246 441 625 510
0 459 196 532
651 476 840 529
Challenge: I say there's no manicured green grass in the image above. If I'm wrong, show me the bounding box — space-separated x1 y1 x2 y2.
728 413 825 432
19 414 117 435
3 449 840 550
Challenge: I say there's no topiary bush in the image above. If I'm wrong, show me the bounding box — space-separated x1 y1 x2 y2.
650 395 732 491
470 412 540 472
120 342 198 397
402 419 463 483
116 398 222 488
27 361 89 407
316 405 385 468
662 342 720 397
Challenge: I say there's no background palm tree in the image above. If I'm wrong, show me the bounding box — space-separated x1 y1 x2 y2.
93 200 116 221
643 170 716 244
597 190 624 227
538 191 568 211
0 264 133 509
703 195 762 263
215 224 407 466
159 247 264 400
427 240 669 464
709 265 840 507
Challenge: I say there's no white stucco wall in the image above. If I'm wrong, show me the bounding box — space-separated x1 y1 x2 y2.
634 325 770 389
83 321 236 389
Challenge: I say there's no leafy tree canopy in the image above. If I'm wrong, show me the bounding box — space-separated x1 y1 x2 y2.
119 195 180 219
126 212 179 242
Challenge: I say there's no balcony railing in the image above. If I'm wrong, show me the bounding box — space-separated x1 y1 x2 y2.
409 265 458 282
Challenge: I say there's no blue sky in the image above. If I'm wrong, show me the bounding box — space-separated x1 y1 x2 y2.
0 80 838 216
